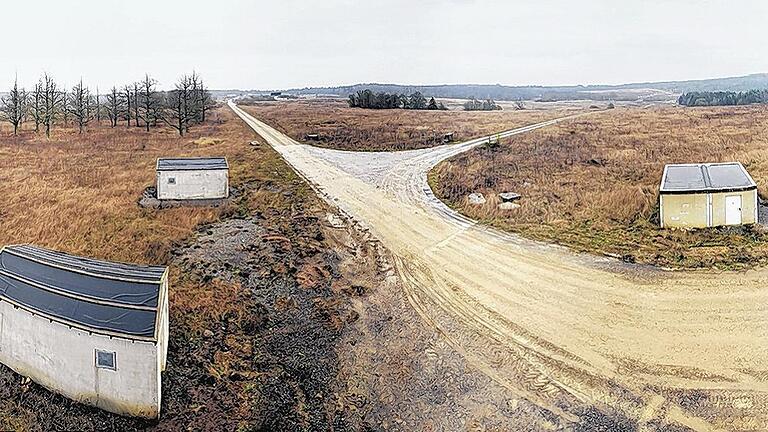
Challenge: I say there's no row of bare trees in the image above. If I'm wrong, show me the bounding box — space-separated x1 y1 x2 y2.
0 72 214 137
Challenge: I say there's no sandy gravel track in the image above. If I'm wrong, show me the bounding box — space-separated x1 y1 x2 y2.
230 102 768 431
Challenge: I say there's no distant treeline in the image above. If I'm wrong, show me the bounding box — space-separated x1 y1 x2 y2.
288 82 676 102
678 90 768 107
262 74 768 103
348 89 447 110
463 98 502 111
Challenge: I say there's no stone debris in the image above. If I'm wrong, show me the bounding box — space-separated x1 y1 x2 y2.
499 192 521 203
326 213 346 228
467 193 486 205
499 202 521 210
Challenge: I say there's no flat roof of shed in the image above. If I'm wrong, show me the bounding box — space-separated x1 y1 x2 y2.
660 162 756 194
0 245 167 341
156 157 228 171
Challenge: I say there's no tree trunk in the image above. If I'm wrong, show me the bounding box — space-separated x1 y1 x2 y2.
145 104 151 132
125 92 131 128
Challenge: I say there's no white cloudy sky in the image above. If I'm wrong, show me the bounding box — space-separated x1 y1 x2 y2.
1 0 766 90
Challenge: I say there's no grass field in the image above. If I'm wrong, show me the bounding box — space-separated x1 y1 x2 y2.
430 105 768 269
241 99 572 151
0 110 256 263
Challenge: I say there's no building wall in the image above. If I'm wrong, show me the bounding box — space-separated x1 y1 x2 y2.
156 169 229 200
0 301 162 418
661 189 757 228
710 189 757 226
156 278 170 372
660 193 708 228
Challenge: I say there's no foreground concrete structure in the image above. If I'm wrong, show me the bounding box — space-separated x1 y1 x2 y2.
0 245 169 418
156 157 229 200
659 162 757 228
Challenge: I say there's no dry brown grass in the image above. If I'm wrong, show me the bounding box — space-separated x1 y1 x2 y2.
0 108 258 264
241 99 571 151
430 105 768 269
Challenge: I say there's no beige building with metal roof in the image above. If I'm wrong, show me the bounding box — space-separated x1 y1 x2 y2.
659 162 758 229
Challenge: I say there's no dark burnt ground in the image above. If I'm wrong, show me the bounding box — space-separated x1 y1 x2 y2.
161 212 374 432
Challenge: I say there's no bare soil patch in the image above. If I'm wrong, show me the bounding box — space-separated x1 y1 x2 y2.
240 99 570 151
430 105 768 269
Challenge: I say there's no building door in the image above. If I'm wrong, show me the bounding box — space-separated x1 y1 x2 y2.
725 195 742 225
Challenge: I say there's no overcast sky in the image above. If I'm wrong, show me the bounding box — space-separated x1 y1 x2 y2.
1 0 766 90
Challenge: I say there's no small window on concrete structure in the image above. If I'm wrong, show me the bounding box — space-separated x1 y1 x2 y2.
95 350 117 370
168 177 176 184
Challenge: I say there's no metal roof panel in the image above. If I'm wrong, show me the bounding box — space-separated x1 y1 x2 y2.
660 162 756 193
156 157 229 171
0 246 167 340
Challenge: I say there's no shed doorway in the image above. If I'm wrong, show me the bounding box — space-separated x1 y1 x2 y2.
726 195 742 225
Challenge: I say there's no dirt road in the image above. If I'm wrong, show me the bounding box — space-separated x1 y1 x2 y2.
230 101 768 431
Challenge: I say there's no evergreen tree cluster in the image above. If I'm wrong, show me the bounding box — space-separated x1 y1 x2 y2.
678 90 768 107
463 98 502 111
348 89 447 110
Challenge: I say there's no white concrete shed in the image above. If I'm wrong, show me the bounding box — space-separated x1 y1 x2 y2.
0 245 169 418
659 162 758 228
156 157 229 200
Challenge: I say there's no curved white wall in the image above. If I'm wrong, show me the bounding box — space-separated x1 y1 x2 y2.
0 301 162 418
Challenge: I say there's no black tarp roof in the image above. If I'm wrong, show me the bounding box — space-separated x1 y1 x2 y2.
156 157 229 171
660 162 757 194
0 245 167 340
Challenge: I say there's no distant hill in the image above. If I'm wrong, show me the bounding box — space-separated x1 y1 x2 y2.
216 73 768 102
612 73 768 93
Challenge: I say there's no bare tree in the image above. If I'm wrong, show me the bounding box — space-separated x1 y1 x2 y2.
95 86 101 124
189 71 201 121
1 76 27 135
197 78 214 123
40 73 62 138
85 90 93 126
105 86 123 127
161 74 195 136
133 82 140 127
30 80 43 132
138 74 160 132
61 86 68 126
122 84 132 127
68 79 92 133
